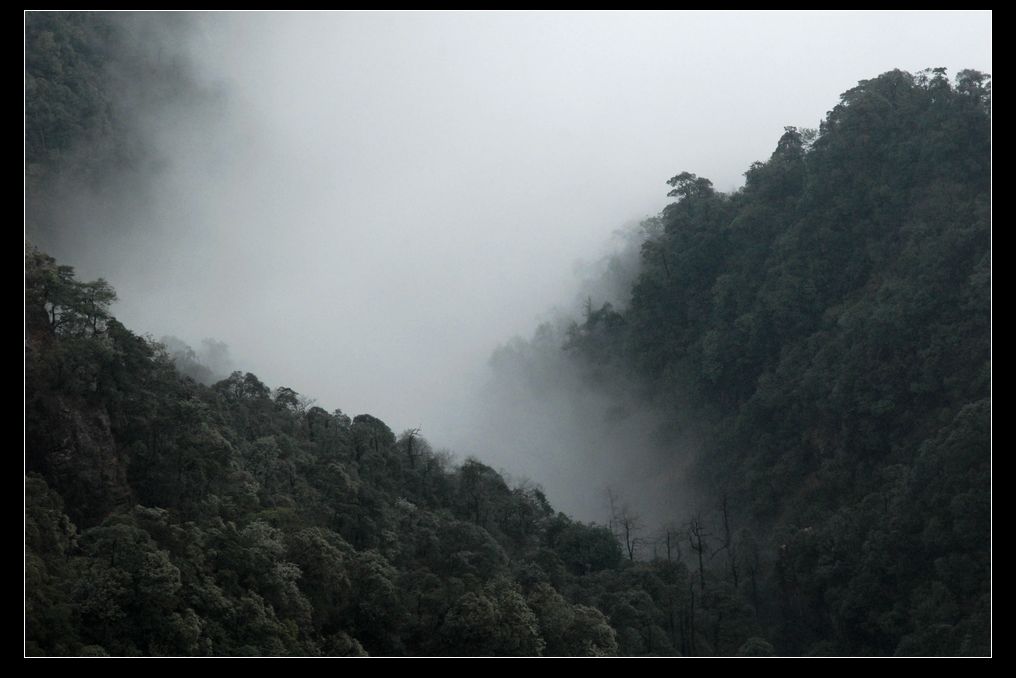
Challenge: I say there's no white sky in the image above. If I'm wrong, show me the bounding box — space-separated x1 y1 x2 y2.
82 10 990 446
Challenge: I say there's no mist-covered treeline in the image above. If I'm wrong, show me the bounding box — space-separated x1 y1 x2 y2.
26 12 201 255
26 12 989 657
495 67 989 655
28 247 737 657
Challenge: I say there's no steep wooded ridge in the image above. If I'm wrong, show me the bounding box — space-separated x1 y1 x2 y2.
26 248 626 656
25 14 989 657
560 67 991 655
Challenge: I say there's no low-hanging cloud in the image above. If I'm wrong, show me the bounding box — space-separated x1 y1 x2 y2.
30 10 992 523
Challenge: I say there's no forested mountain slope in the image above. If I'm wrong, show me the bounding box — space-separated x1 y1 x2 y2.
25 12 989 656
559 67 991 655
29 248 746 656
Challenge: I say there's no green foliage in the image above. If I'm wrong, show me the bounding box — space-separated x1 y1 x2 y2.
25 12 198 249
438 578 544 656
26 246 116 338
25 12 120 176
25 66 989 656
552 519 623 575
560 69 990 656
25 251 640 656
25 475 78 655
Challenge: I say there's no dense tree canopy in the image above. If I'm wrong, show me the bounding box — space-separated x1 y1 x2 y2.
26 51 989 656
560 68 990 656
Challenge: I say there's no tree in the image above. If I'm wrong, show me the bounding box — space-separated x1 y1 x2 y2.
687 513 711 594
666 171 715 201
399 427 423 468
26 246 116 337
607 489 644 562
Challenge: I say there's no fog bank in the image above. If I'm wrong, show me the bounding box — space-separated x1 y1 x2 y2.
31 11 991 521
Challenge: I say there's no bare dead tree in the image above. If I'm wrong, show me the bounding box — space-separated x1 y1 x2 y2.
660 522 684 564
688 513 711 594
619 508 643 562
606 487 643 561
